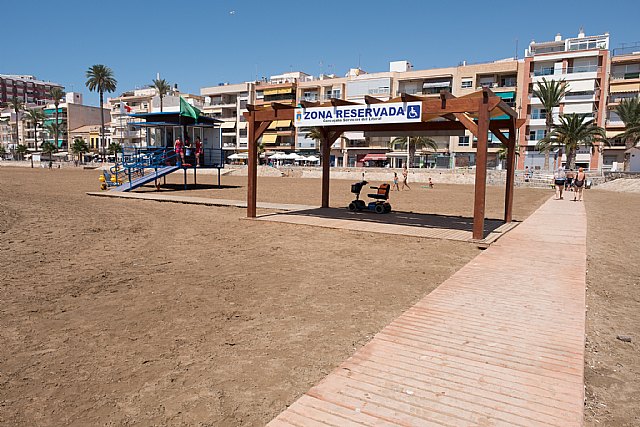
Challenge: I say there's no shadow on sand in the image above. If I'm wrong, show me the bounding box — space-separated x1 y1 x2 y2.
260 207 505 233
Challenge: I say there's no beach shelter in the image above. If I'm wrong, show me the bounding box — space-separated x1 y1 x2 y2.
243 88 523 239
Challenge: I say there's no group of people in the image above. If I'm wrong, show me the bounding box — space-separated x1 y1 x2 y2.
174 136 203 167
390 168 434 191
553 166 587 201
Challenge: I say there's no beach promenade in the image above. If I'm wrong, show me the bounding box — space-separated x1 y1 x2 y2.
268 197 587 426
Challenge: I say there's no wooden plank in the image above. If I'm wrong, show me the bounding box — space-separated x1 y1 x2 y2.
473 97 489 240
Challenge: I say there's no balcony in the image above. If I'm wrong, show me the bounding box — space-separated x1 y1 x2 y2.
611 72 640 81
531 66 600 82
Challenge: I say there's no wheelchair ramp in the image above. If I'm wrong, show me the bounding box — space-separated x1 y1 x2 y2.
109 165 179 192
268 197 587 426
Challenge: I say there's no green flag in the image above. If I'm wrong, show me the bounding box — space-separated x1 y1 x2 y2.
180 97 201 121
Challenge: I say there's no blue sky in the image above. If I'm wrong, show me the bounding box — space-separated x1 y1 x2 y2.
4 0 639 106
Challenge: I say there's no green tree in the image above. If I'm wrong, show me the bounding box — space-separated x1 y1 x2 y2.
614 97 640 171
8 97 23 147
108 142 122 162
44 122 66 148
85 65 117 157
532 78 569 170
497 141 520 161
24 108 46 150
305 127 331 165
71 137 89 164
152 78 171 112
390 136 438 168
48 87 65 145
0 145 6 157
15 144 28 160
40 141 58 162
537 113 608 170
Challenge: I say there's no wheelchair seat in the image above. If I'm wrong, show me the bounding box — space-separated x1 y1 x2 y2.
367 183 390 200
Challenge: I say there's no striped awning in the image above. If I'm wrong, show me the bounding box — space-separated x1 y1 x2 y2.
262 133 278 144
610 82 640 93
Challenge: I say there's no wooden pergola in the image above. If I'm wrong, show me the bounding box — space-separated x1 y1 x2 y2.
243 88 525 240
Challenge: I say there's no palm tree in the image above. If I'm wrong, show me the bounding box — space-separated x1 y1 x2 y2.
152 78 171 112
614 97 640 171
532 78 569 170
40 141 57 162
24 108 46 150
390 136 438 167
305 127 326 163
15 144 28 161
86 65 117 158
48 87 65 143
44 122 66 148
108 142 122 163
537 113 608 170
71 137 89 164
8 97 23 147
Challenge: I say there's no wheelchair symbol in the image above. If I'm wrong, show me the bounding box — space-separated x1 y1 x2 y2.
408 106 420 119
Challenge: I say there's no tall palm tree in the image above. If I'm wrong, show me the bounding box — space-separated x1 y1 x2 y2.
532 78 569 170
48 87 65 144
614 97 640 171
390 136 438 167
25 108 46 150
537 113 608 170
8 97 23 147
152 78 171 112
71 137 89 164
85 65 117 158
44 122 66 148
305 127 325 163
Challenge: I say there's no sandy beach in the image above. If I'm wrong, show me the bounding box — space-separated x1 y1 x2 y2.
0 166 637 426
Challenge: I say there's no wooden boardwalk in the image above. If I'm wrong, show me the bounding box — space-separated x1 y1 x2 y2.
268 197 587 427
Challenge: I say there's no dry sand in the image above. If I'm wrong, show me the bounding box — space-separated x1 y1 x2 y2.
584 189 640 426
1 166 635 426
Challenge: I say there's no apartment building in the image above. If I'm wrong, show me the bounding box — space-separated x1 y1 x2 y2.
0 74 63 105
520 29 609 170
604 45 640 170
201 82 254 156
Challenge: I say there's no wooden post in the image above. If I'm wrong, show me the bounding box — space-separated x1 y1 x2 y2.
321 129 332 208
473 95 490 240
504 118 516 223
247 116 257 218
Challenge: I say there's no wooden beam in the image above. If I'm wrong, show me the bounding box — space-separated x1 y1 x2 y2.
245 104 257 112
247 114 257 218
255 121 270 140
491 128 509 145
364 95 384 104
504 118 516 223
320 129 340 208
271 102 293 110
454 112 479 137
330 98 360 107
400 93 424 103
473 97 490 240
298 100 319 108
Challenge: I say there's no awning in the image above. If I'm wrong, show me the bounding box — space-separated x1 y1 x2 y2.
262 133 278 144
610 82 640 93
423 81 451 88
361 153 388 161
263 87 293 96
606 130 623 138
228 152 248 159
268 120 292 129
221 121 236 129
343 131 365 140
495 91 516 99
237 121 248 129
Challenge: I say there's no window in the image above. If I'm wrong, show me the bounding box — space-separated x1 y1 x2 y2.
531 108 547 120
529 129 546 141
458 136 470 146
461 79 473 89
500 76 517 87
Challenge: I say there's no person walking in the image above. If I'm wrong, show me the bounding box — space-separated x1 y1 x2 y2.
553 167 566 200
174 137 184 166
565 168 575 192
392 172 400 191
573 167 586 201
195 136 203 167
401 167 411 190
